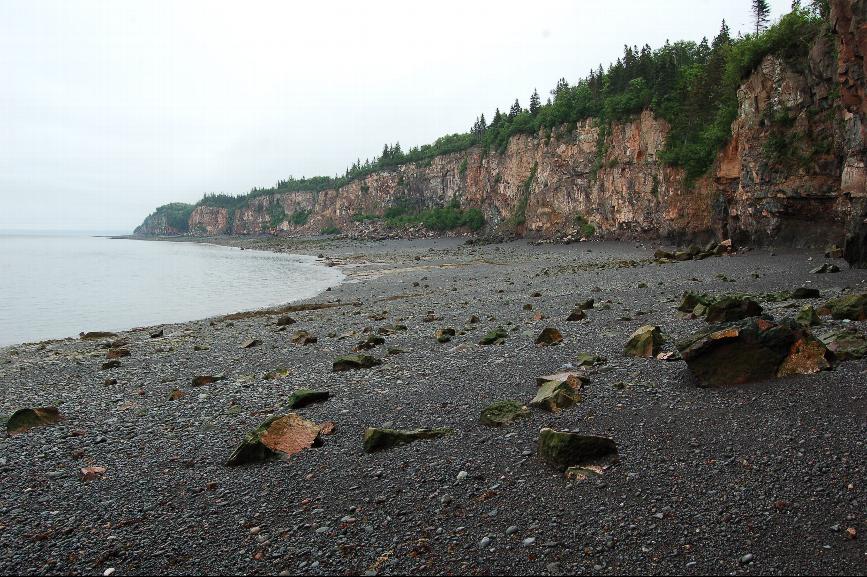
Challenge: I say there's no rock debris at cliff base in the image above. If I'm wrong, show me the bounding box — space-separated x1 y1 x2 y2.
0 237 864 576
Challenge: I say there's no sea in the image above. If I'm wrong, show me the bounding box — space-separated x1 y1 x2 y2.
0 231 343 347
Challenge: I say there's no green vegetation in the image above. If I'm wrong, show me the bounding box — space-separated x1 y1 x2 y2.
574 214 596 237
320 225 341 235
268 203 286 228
383 199 485 232
513 163 537 226
289 209 310 226
144 203 194 232
458 158 468 176
173 3 825 222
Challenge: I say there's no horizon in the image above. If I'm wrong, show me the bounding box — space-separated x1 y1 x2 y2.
1 0 792 232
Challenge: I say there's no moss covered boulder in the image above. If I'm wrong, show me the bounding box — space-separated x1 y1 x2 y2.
6 407 62 435
226 413 322 466
479 328 508 345
818 328 867 360
333 354 382 372
479 400 530 427
530 380 581 412
677 291 712 314
624 325 663 358
537 428 618 471
826 294 867 320
704 296 762 323
362 427 454 453
795 305 821 327
287 388 330 409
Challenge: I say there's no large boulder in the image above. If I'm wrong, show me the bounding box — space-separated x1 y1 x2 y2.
678 318 831 386
362 427 454 453
704 297 762 323
825 294 867 320
537 429 618 471
226 413 322 466
624 325 663 358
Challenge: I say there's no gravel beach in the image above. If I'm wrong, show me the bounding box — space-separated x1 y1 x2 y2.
0 237 864 576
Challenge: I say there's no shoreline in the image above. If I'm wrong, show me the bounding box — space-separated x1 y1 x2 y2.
0 236 345 350
1 238 864 575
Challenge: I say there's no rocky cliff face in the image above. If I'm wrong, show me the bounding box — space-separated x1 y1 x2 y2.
138 2 867 254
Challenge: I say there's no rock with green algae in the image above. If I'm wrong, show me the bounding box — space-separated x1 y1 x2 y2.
287 388 331 409
332 354 382 372
795 305 820 327
479 327 508 345
479 400 530 427
537 428 618 471
354 334 384 350
575 353 606 367
818 328 867 360
704 296 762 323
677 291 712 314
624 325 663 358
826 294 867 320
362 427 454 453
530 380 581 412
6 407 62 435
226 413 322 466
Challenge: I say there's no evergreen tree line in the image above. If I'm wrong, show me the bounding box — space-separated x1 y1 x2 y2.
187 2 825 214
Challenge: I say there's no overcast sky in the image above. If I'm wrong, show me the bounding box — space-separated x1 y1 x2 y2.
0 0 793 232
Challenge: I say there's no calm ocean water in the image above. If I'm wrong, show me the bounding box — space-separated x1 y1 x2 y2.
0 233 344 347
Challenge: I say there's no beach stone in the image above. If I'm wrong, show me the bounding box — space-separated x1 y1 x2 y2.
624 325 663 358
150 329 164 338
576 298 594 310
292 331 317 345
226 413 322 466
677 291 711 314
575 353 606 367
678 318 821 386
535 327 563 346
333 355 382 372
362 427 454 453
168 389 185 401
818 328 867 360
479 400 529 427
479 328 508 345
192 375 225 387
287 388 330 409
566 308 586 321
355 334 384 350
435 328 456 343
241 338 262 349
276 315 296 326
79 331 117 340
704 296 762 323
6 407 62 435
106 348 130 359
537 428 618 471
530 380 581 412
791 287 821 299
101 360 121 370
826 294 867 320
810 263 840 274
795 305 821 327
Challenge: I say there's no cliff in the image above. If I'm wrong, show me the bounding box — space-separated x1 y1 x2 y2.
136 1 867 258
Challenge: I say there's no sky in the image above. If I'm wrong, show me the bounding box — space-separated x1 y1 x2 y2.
0 0 794 232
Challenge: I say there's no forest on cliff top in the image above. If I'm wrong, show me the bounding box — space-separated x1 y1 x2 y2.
147 1 829 232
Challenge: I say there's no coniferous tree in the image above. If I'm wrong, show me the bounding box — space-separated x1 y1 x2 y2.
752 0 771 34
529 89 541 115
508 98 521 119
